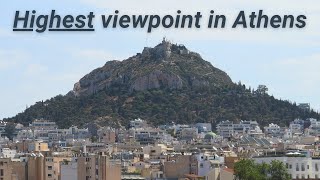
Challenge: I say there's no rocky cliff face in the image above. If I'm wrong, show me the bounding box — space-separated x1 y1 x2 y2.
72 39 233 97
130 70 183 91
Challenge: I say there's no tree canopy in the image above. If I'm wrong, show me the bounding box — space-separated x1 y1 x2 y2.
234 159 290 180
4 83 320 129
5 122 16 140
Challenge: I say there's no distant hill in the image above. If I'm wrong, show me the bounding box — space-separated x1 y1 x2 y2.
4 39 320 128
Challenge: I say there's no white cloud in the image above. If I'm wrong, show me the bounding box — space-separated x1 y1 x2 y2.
271 54 320 82
259 53 320 111
63 49 127 84
25 63 48 76
0 28 12 38
69 48 129 72
0 50 29 70
73 49 120 61
279 54 320 93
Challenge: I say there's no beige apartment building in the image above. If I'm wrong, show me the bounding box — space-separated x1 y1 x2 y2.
77 153 121 180
0 153 71 180
0 153 120 180
27 155 45 180
0 158 26 180
163 155 197 178
28 141 50 152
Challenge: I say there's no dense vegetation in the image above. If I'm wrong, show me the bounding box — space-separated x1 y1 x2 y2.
234 159 290 180
4 82 319 129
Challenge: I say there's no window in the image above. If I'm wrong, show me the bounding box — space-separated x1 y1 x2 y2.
0 169 3 176
48 166 53 170
200 163 204 168
316 163 319 171
301 163 305 171
289 164 292 169
296 163 300 171
286 163 289 168
48 174 52 177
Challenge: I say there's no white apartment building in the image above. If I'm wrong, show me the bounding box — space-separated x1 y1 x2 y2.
216 121 233 138
29 119 57 130
195 153 224 177
217 120 262 138
254 154 320 179
289 119 304 134
308 118 320 136
290 123 303 134
0 148 17 159
129 128 165 144
264 123 281 134
130 118 148 129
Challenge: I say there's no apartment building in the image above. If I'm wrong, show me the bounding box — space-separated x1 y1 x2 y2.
75 153 121 180
217 120 262 138
254 154 320 179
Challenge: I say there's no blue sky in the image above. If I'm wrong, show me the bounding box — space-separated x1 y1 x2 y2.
0 0 319 119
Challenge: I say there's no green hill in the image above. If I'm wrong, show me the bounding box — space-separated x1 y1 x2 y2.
4 40 319 128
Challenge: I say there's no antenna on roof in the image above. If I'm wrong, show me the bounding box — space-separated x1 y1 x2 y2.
163 35 170 43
